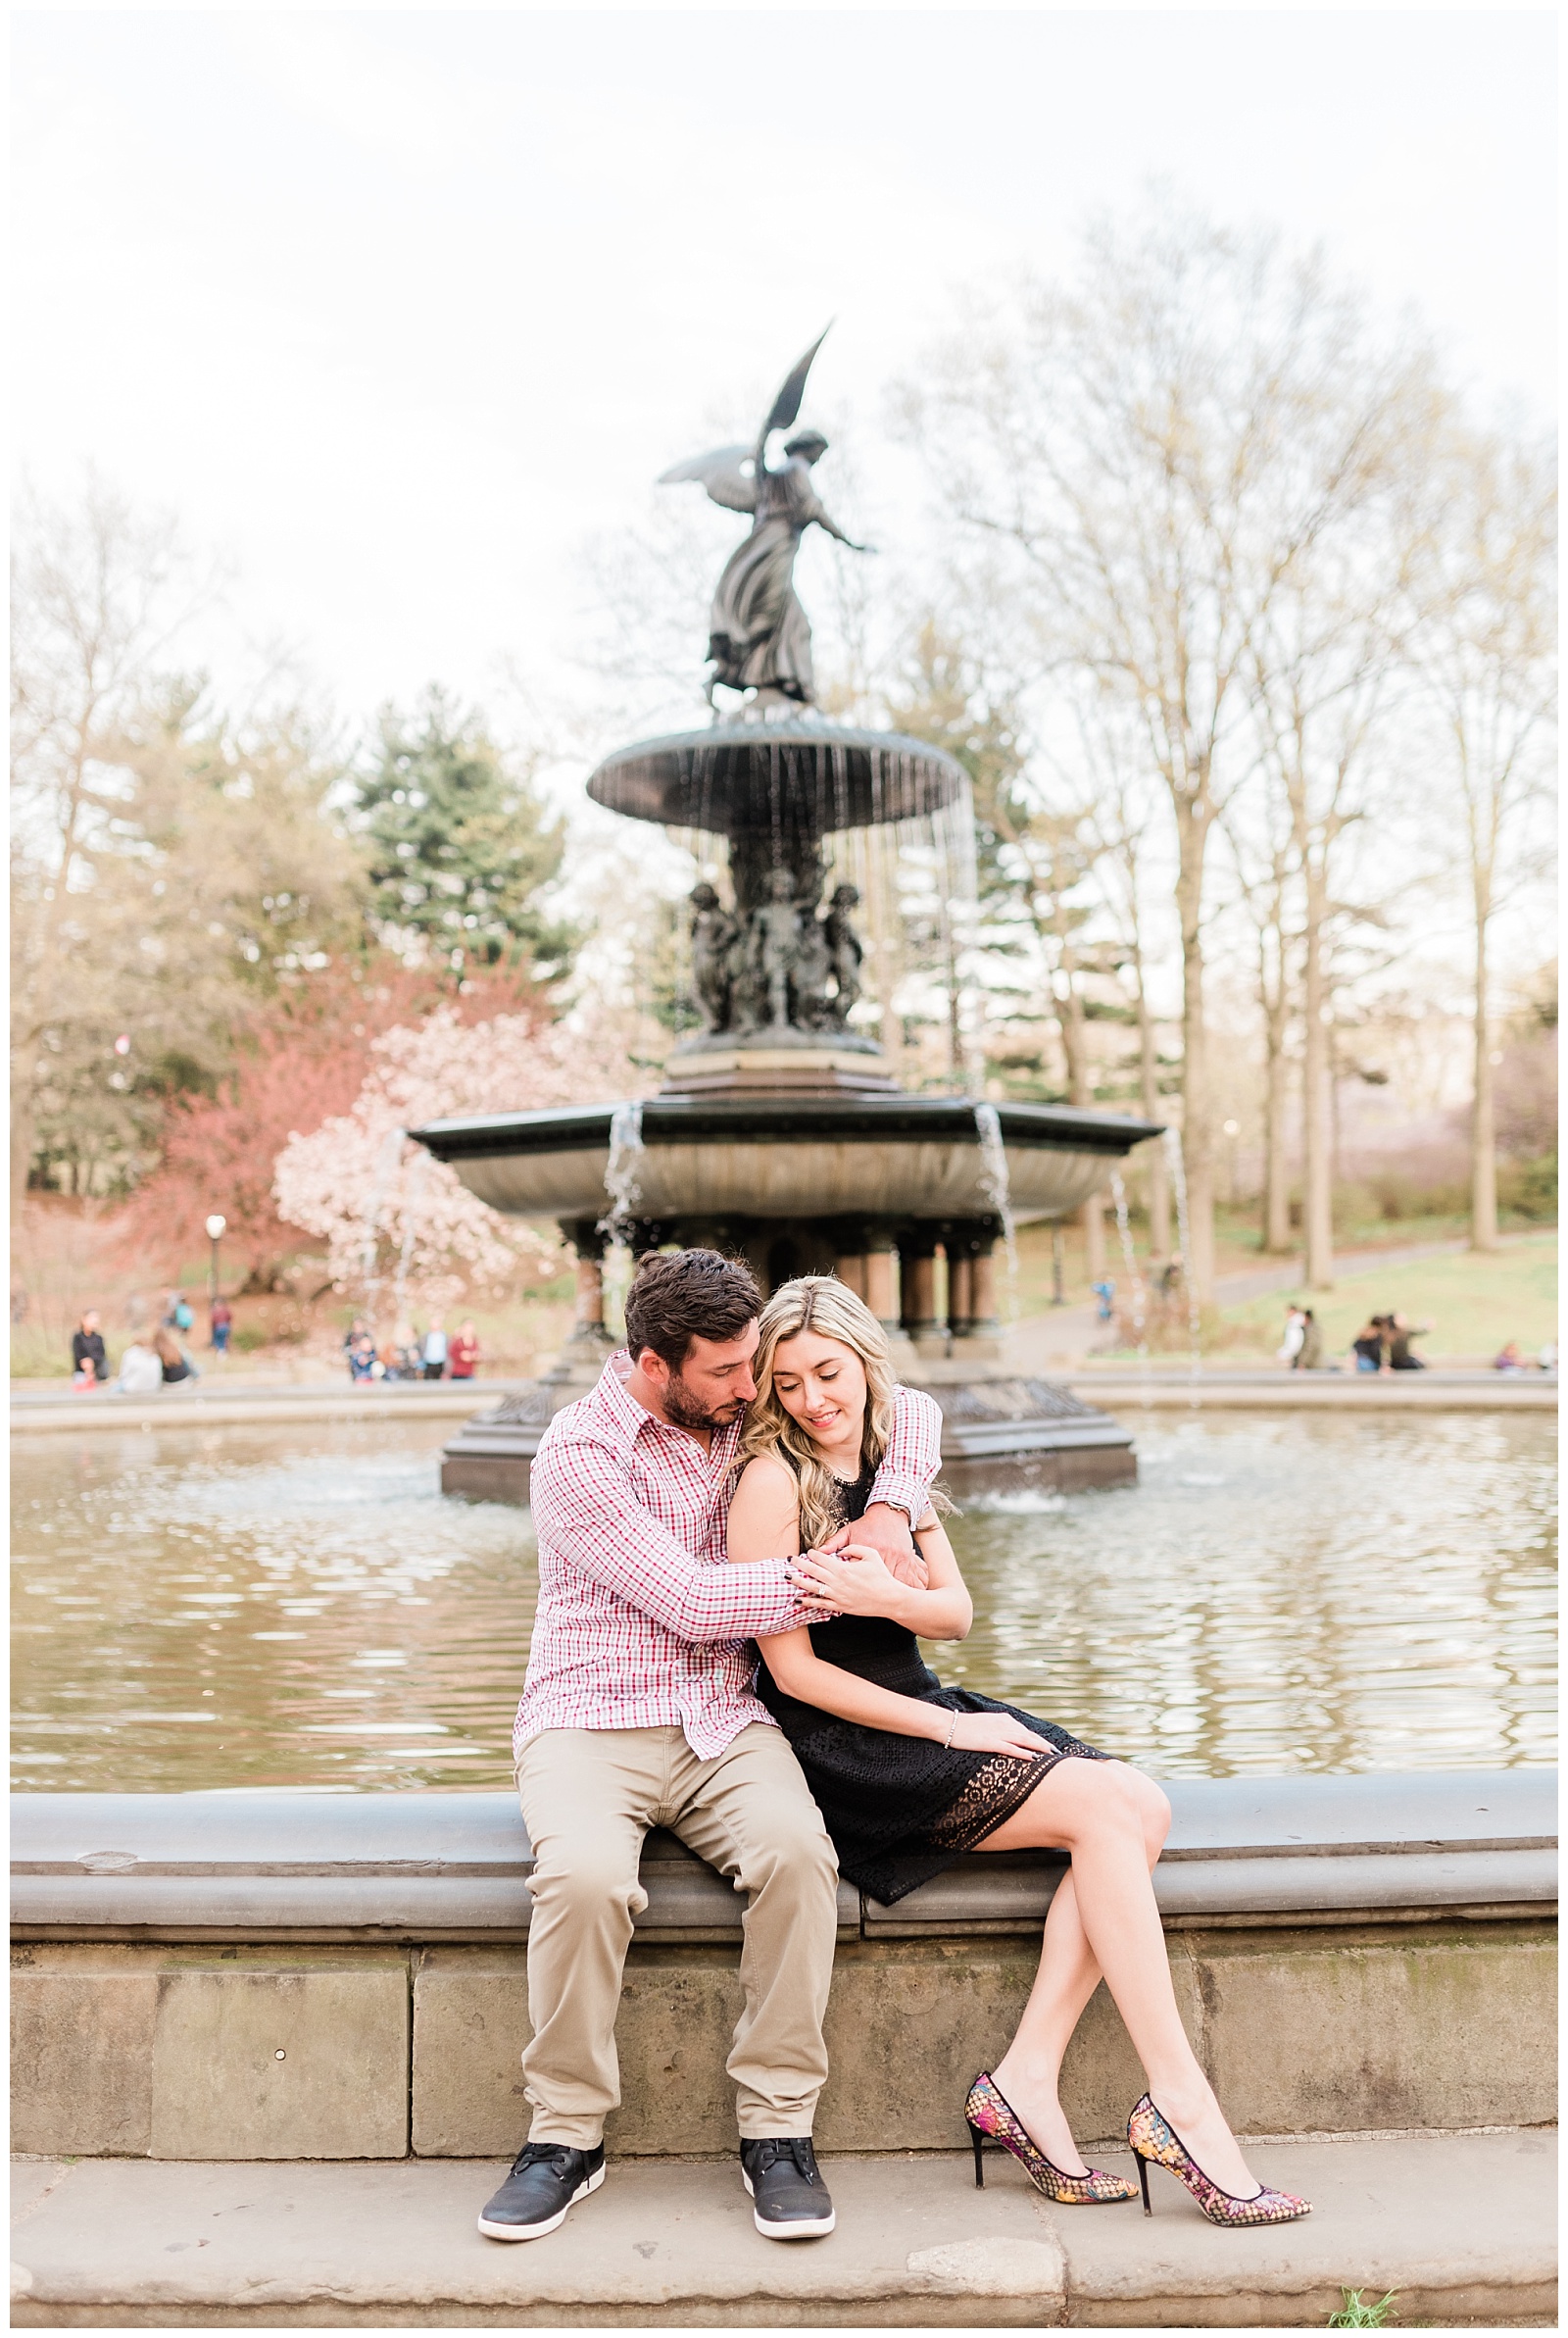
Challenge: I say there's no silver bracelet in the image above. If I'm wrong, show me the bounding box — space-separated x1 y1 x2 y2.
941 1709 956 1751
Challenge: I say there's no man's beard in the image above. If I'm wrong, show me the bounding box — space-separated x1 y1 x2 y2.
662 1371 747 1435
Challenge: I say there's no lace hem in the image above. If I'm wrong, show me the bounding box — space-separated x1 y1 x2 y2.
922 1734 1107 1853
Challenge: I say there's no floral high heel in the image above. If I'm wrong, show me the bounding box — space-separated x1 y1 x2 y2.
965 2072 1138 2207
1126 2094 1310 2227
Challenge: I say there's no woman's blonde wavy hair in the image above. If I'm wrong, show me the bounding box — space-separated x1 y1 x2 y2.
739 1276 900 1550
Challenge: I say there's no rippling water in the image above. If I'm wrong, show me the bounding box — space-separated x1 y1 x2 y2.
10 1413 1555 1790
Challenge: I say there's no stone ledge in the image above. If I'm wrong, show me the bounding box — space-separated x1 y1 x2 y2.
9 2132 1557 2328
11 1772 1555 1943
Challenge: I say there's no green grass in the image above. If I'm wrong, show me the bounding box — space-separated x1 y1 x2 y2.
1328 2288 1398 2328
1220 1233 1557 1363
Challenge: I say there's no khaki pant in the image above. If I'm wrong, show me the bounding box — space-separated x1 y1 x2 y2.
514 1722 839 2149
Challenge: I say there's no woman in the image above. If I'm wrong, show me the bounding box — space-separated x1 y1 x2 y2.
1350 1315 1389 1373
728 1276 1307 2230
152 1326 195 1384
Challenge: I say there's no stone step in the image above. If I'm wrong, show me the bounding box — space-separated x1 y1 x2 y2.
11 2131 1556 2328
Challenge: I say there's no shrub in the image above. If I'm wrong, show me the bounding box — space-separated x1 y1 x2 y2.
1497 1152 1558 1220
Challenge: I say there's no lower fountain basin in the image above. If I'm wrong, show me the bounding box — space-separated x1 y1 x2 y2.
411 1095 1161 1225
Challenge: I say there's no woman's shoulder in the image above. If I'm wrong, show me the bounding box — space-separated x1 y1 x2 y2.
734 1449 800 1496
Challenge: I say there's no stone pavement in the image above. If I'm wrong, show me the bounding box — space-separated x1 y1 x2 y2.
11 2130 1555 2327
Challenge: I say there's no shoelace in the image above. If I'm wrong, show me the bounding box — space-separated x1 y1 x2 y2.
511 2142 575 2181
752 2138 818 2185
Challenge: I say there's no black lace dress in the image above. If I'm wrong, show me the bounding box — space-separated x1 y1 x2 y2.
753 1462 1107 1905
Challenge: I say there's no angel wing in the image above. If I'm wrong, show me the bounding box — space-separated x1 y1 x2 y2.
658 444 757 515
760 325 832 443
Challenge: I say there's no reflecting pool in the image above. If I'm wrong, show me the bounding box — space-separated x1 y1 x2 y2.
10 1412 1556 1791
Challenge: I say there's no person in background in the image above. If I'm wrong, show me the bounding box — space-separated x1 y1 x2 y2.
153 1327 197 1384
422 1318 449 1380
448 1319 480 1379
1350 1316 1388 1373
72 1310 109 1387
1386 1314 1429 1371
113 1338 165 1395
1538 1341 1558 1373
210 1297 233 1356
163 1292 195 1336
1277 1305 1305 1367
348 1329 378 1381
1295 1309 1325 1371
1091 1278 1115 1324
1493 1342 1524 1373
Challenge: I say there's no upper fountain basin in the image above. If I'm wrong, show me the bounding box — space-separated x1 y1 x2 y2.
410 1096 1163 1225
586 718 968 835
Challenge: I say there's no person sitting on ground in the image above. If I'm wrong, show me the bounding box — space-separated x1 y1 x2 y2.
477 1247 942 2253
71 1310 108 1388
1493 1341 1524 1373
1385 1314 1430 1370
1295 1309 1325 1370
1276 1305 1305 1366
348 1329 378 1381
1350 1315 1389 1373
210 1297 233 1355
153 1326 197 1384
1538 1341 1558 1373
113 1338 165 1395
422 1318 449 1380
727 1276 1308 2232
448 1319 479 1379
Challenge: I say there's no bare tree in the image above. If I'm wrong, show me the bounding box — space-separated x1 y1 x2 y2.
899 207 1433 1299
1402 426 1556 1250
1219 782 1298 1257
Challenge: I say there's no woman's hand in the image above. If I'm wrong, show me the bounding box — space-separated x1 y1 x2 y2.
790 1541 905 1618
946 1710 1056 1761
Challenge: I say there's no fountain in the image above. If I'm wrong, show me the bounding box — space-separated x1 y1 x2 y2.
415 332 1163 1498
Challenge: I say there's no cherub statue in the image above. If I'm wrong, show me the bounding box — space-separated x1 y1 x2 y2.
660 329 873 707
821 881 864 1018
688 882 740 1034
753 868 804 1031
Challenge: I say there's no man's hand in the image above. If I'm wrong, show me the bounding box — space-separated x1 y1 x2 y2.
824 1501 928 1589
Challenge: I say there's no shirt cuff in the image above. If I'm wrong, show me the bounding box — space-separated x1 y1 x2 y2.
862 1473 927 1528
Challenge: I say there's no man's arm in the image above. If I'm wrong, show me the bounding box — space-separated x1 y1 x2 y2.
531 1432 820 1644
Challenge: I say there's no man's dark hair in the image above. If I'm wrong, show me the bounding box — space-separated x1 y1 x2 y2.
623 1249 761 1372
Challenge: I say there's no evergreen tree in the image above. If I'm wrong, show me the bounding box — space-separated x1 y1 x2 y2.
358 688 574 976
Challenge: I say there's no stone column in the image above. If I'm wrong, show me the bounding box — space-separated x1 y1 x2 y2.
898 1230 941 1344
862 1230 900 1334
947 1251 974 1338
565 1220 608 1337
968 1238 1001 1338
835 1252 867 1301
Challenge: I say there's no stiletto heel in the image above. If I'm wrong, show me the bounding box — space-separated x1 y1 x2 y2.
967 2120 986 2189
1125 2095 1309 2229
963 2073 1137 2207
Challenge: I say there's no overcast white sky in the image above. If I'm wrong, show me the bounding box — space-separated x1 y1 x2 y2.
13 8 1558 744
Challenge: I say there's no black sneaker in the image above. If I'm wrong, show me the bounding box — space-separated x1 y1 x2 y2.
477 2140 606 2241
739 2137 835 2239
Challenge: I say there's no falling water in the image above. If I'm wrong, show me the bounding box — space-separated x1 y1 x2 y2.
1107 1170 1149 1360
360 1125 408 1325
973 1102 1020 1316
390 1146 432 1328
599 1101 647 1249
1161 1125 1203 1395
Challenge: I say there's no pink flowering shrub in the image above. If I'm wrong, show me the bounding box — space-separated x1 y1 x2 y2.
274 1006 632 1312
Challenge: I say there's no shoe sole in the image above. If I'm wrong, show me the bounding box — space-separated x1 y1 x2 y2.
477 2163 605 2242
741 2168 836 2240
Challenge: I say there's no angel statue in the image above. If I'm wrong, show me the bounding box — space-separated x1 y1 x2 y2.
660 329 873 708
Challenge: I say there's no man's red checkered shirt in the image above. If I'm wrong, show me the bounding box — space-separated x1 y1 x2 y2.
515 1351 944 1761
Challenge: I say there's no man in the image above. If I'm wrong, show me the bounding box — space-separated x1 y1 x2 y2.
479 1249 940 2249
422 1318 448 1380
71 1310 108 1387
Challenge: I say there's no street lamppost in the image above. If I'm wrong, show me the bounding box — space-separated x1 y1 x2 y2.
205 1216 226 1317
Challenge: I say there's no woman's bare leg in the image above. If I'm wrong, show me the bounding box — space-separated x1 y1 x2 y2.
981 1759 1260 2198
985 1766 1166 2175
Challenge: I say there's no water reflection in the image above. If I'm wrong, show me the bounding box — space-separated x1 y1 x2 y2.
10 1413 1556 1791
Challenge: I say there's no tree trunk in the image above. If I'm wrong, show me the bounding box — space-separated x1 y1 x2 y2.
10 1038 40 1220
1260 923 1294 1255
1136 972 1171 1258
1058 956 1106 1278
1174 815 1215 1302
1470 870 1498 1250
1300 862 1334 1289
